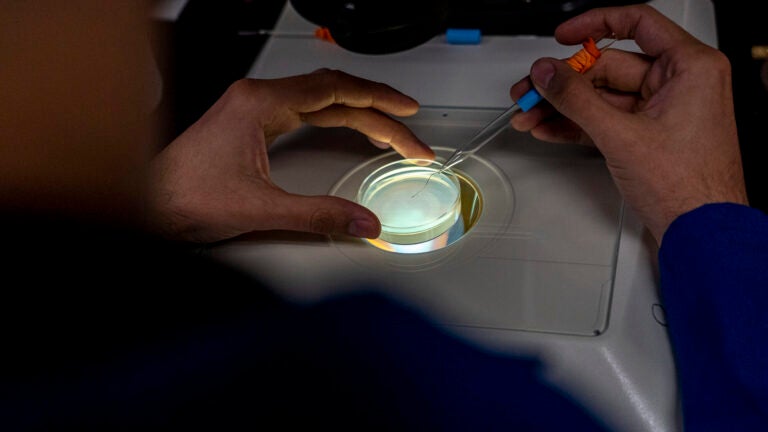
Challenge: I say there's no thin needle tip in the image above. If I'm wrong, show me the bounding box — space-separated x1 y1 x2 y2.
411 170 439 198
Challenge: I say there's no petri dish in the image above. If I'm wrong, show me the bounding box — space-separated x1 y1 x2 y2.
357 159 461 245
330 147 511 258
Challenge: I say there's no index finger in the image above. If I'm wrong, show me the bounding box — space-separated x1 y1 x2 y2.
554 4 700 57
271 68 420 117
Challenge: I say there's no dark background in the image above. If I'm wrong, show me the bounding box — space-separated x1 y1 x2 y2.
149 0 768 212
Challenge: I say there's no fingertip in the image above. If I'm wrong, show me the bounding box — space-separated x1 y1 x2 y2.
393 96 420 117
528 56 616 133
509 111 533 132
347 217 381 238
417 144 436 160
339 199 381 239
406 96 420 112
317 197 381 238
509 76 533 100
389 134 434 161
405 143 435 161
509 104 554 133
530 59 557 90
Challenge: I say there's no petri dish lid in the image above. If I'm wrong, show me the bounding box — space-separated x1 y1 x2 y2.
357 159 461 245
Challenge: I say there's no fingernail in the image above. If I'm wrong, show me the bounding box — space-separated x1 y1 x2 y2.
347 219 378 238
531 61 556 89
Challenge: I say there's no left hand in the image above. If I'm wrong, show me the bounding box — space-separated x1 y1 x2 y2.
148 69 434 243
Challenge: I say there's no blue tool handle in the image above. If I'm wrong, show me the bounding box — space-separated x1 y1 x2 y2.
517 88 544 112
445 28 482 45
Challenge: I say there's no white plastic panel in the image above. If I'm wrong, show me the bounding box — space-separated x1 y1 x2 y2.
216 107 621 336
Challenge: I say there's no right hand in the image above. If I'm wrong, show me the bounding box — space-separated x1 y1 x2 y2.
509 5 748 245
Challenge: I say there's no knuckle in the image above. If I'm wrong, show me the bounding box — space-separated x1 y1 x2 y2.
709 49 732 76
316 68 342 82
634 3 655 14
683 45 732 79
225 78 260 103
227 78 253 95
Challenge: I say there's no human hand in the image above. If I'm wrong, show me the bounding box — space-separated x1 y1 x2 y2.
509 5 748 245
148 69 434 243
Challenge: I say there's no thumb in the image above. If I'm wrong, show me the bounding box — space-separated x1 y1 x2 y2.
529 58 616 138
269 193 382 238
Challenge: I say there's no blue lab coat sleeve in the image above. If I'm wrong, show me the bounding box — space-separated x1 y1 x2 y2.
659 203 768 430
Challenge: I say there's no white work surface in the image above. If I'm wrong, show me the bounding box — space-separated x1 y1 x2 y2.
208 1 718 431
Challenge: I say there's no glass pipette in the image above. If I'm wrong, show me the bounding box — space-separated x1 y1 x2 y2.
410 36 616 198
408 99 523 198
440 102 522 172
439 36 616 173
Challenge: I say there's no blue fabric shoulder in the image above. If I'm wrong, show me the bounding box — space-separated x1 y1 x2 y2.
659 203 768 430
